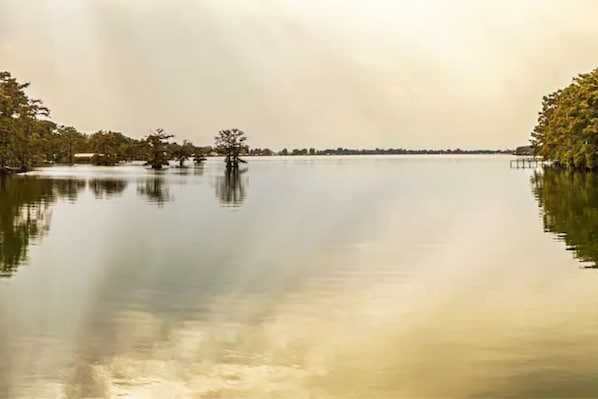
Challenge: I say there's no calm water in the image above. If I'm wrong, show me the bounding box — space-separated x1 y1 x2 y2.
1 156 598 398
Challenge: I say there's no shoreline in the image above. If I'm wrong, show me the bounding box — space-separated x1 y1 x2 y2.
1 153 521 175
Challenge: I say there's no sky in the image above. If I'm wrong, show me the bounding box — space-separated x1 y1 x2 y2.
1 0 598 149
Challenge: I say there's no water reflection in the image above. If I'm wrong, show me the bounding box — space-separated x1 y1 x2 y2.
52 179 87 202
215 168 247 207
172 166 190 176
193 164 205 176
7 159 598 397
89 179 128 199
0 176 85 277
532 168 598 268
137 177 172 206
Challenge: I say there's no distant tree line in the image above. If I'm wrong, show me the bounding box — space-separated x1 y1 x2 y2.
270 147 512 156
531 67 598 169
1 70 513 174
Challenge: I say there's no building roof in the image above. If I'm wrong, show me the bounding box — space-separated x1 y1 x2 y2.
74 153 101 158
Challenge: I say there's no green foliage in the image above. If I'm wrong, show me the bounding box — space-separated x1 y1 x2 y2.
531 68 598 169
0 70 259 174
88 130 138 165
0 71 51 172
0 70 198 172
532 168 598 267
55 125 84 164
215 129 248 170
169 140 195 167
145 128 174 169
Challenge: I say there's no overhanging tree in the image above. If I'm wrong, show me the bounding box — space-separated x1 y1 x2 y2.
531 67 598 169
0 71 50 172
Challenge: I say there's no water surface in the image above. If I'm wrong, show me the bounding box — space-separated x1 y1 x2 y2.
1 156 598 398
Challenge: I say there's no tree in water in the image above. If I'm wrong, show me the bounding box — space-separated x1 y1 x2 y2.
171 140 194 167
145 128 173 169
215 129 247 171
193 151 206 165
89 130 135 166
0 70 162 171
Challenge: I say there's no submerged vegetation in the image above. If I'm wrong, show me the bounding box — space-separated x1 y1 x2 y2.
531 67 598 169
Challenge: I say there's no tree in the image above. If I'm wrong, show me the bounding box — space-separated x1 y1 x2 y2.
193 151 206 164
531 67 598 169
145 128 173 169
0 70 207 172
215 128 248 171
171 140 194 167
0 71 50 172
56 125 84 164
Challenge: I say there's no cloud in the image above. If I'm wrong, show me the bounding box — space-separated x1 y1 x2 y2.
2 0 598 148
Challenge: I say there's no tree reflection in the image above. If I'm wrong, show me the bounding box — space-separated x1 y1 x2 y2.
89 179 128 199
532 168 598 268
193 164 205 177
52 179 87 202
172 166 190 176
0 176 85 277
215 168 247 207
137 177 172 206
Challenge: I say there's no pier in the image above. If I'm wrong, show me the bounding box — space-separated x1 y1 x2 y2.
510 157 544 169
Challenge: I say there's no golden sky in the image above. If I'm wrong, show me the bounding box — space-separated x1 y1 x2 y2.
1 0 598 149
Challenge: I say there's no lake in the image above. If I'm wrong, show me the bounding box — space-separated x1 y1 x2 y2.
1 155 598 398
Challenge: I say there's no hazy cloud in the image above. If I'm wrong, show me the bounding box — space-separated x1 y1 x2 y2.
2 0 598 148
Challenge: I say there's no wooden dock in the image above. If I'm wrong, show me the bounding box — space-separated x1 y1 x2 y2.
510 157 543 169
